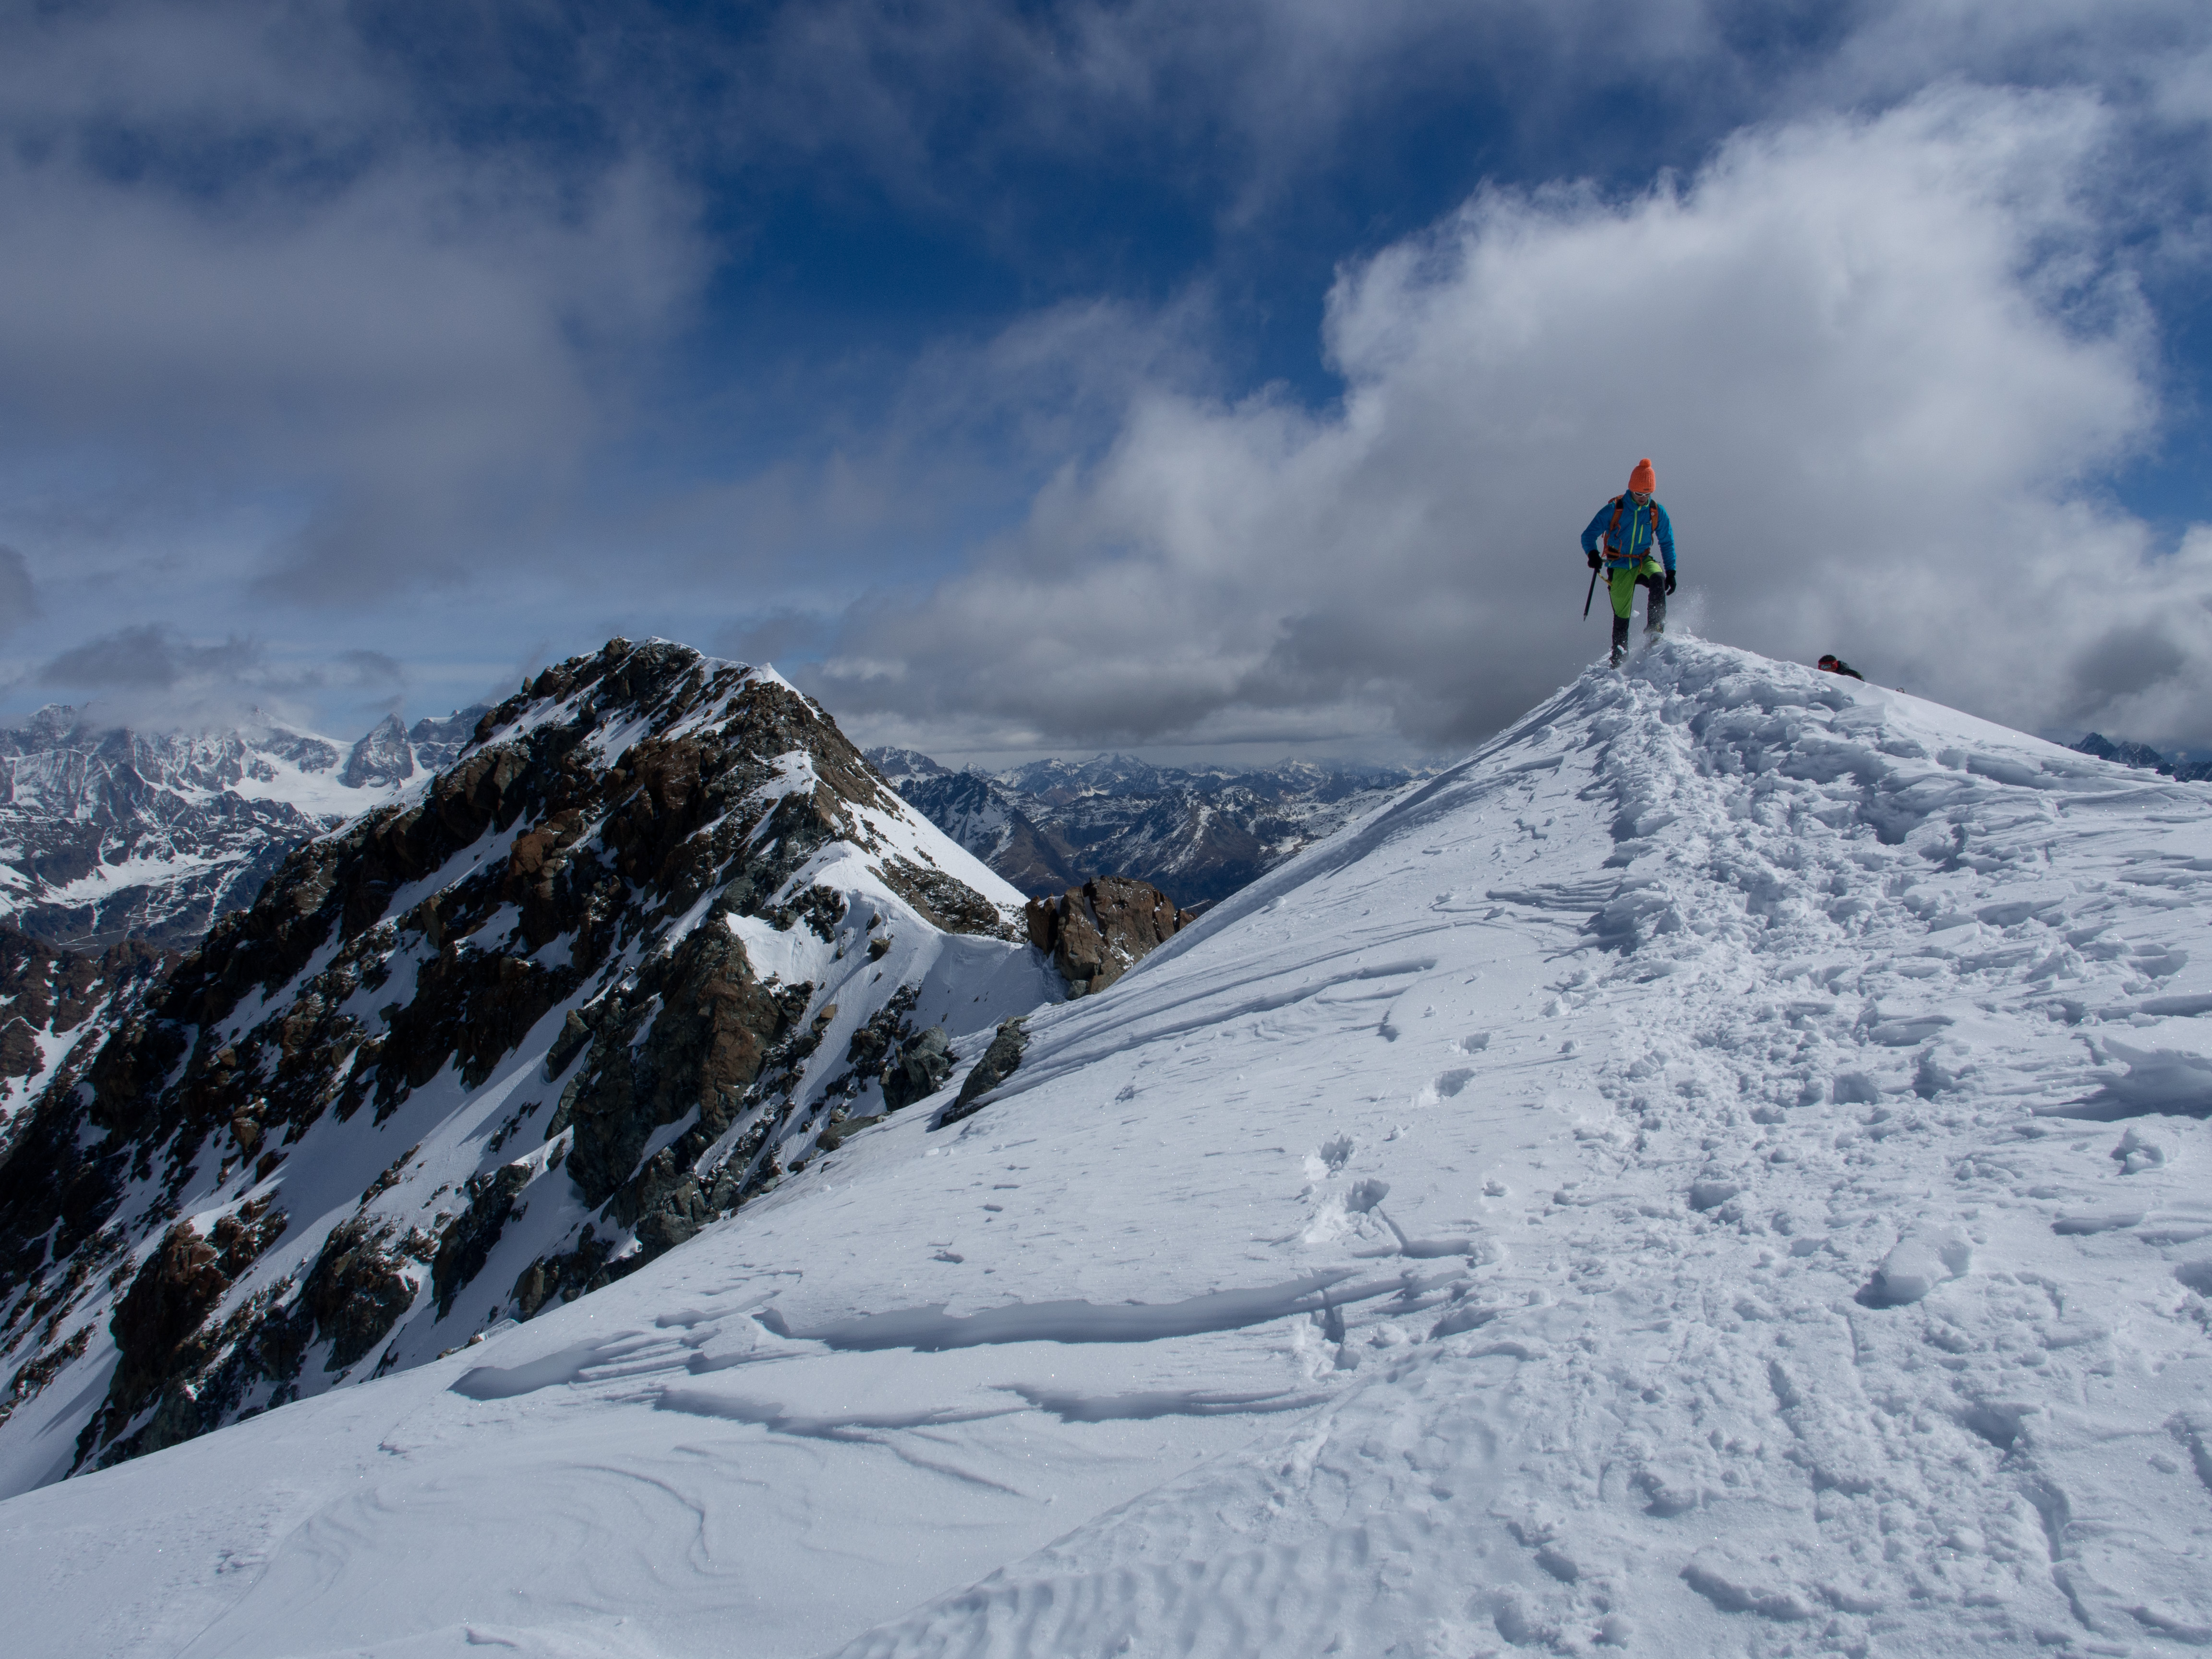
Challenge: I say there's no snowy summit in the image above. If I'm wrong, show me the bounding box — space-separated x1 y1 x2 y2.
3 636 2211 1658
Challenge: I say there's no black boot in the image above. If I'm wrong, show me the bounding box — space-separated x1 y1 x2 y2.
1643 575 1667 637
1610 613 1629 667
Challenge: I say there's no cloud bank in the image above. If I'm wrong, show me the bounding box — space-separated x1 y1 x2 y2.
817 85 2212 753
0 2 2208 753
31 622 411 734
0 0 702 607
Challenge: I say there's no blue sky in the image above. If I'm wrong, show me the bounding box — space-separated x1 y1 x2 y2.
2 0 2210 762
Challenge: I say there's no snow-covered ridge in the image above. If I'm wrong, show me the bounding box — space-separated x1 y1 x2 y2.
4 636 2210 1658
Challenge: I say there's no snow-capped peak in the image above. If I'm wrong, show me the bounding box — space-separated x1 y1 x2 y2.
339 712 414 789
0 636 1052 1502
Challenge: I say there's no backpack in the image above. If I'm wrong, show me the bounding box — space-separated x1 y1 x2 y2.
1604 494 1659 560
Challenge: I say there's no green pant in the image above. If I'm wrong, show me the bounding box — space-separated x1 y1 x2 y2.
1608 554 1663 618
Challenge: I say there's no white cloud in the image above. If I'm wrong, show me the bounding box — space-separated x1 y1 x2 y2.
816 85 2212 750
0 0 704 607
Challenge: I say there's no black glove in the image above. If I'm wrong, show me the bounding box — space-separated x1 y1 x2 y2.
1586 549 1602 571
1664 569 1677 595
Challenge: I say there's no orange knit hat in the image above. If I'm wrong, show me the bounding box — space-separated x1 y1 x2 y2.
1627 457 1656 494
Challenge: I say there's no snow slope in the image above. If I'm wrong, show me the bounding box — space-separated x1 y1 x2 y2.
6 637 2212 1659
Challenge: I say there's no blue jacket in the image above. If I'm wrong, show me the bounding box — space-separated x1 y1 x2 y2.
1581 495 1675 572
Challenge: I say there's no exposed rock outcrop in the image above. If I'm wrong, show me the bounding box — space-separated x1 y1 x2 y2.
0 927 172 1158
1023 877 1195 997
881 1027 955 1112
547 920 810 1256
301 1218 419 1372
431 1165 533 1319
941 1019 1029 1126
86 1199 291 1463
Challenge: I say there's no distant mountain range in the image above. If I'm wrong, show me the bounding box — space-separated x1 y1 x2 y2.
0 693 1407 961
2071 731 2212 781
865 746 1427 907
0 704 488 949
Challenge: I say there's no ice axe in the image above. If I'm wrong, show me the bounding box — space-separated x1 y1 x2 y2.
1582 562 1599 619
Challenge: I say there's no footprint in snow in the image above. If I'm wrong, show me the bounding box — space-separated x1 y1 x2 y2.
1830 1070 1883 1105
1345 1178 1390 1213
1413 1067 1477 1107
2112 1126 2165 1173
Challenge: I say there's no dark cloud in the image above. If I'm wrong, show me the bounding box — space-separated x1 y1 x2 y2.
1 0 2210 757
714 609 837 669
0 0 703 606
2071 622 2189 706
337 649 405 688
31 625 399 735
41 625 264 692
0 545 36 639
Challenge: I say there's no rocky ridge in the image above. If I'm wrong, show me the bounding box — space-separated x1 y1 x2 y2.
0 929 172 1159
0 639 1054 1489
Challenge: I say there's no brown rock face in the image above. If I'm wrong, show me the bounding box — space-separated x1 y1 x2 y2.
1025 877 1196 996
940 1018 1029 1126
0 926 172 1141
302 1218 418 1372
106 1225 232 1424
552 921 798 1225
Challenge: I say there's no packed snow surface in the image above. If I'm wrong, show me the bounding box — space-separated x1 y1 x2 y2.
7 638 2212 1659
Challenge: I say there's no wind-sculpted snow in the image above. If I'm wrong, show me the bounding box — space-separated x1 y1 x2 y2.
758 1269 1403 1351
5 637 2212 1659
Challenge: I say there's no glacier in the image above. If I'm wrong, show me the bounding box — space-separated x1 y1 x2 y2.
2 636 2210 1658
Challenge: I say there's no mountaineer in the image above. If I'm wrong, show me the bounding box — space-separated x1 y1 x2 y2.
1580 457 1676 667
